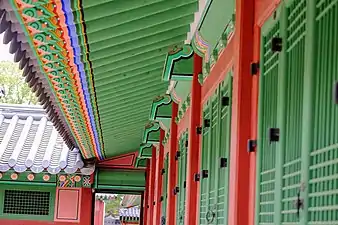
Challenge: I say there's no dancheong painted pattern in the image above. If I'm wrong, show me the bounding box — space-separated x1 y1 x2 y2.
9 0 104 159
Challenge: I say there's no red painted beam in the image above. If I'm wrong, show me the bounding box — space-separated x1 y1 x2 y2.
96 151 139 169
166 102 178 225
227 0 255 225
177 108 190 137
147 146 156 225
255 0 281 26
143 160 150 225
184 53 202 225
154 129 165 225
202 40 234 104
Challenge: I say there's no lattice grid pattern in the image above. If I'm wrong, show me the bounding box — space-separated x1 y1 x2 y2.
281 0 306 223
308 0 338 223
257 20 280 225
3 190 50 216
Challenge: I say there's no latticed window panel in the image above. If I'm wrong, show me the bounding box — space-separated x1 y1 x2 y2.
257 18 280 225
199 75 232 225
308 0 338 223
3 190 50 216
281 0 306 223
176 132 188 225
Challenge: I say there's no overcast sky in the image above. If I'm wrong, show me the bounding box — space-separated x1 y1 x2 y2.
0 34 14 62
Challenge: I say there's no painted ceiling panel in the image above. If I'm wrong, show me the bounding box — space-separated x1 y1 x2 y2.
3 0 198 160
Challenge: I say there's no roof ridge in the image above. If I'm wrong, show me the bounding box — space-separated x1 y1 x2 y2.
0 104 46 119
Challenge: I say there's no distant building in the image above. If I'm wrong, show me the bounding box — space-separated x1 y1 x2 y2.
104 215 121 225
119 206 140 225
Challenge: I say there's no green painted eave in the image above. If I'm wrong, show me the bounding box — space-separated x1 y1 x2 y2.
162 44 194 81
149 94 172 131
135 158 148 168
142 122 161 144
96 169 145 188
149 95 172 120
78 0 198 158
138 143 153 158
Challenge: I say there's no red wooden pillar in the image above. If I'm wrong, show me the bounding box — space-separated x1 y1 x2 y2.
228 0 255 224
248 24 261 225
166 102 178 225
147 146 156 225
143 160 150 225
154 129 165 225
184 53 202 225
94 200 104 225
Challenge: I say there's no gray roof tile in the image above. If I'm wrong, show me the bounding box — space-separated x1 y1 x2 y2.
0 104 94 175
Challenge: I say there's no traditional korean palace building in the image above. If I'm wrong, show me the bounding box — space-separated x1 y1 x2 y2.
0 0 337 225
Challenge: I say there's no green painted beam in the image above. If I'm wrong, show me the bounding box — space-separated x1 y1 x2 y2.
95 64 163 86
77 0 198 158
100 111 150 123
82 0 164 21
86 2 197 44
90 34 187 61
97 80 165 100
93 52 167 75
97 185 145 191
85 0 196 33
99 103 154 117
90 40 182 67
98 73 162 94
93 58 166 78
97 86 167 105
90 21 191 52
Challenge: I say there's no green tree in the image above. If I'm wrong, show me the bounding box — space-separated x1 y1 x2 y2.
0 60 38 105
105 194 123 217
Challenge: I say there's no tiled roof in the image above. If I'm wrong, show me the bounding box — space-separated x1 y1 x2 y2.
0 104 94 175
119 206 140 221
120 195 141 208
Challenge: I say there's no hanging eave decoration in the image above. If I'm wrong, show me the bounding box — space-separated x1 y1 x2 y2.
162 44 194 82
142 121 160 145
149 94 172 132
1 0 104 160
134 157 147 168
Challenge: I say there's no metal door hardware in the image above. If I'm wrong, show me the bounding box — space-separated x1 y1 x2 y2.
334 82 338 104
173 187 179 195
247 139 257 152
206 210 216 223
251 62 260 75
204 119 210 128
220 158 228 168
161 216 166 225
202 170 208 179
294 191 304 217
272 37 282 52
221 96 230 106
269 128 280 142
175 151 181 160
194 173 200 182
